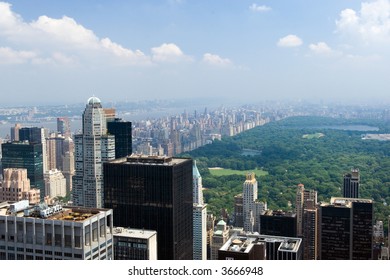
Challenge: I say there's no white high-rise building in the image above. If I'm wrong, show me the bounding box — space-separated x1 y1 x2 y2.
192 161 207 260
243 173 266 233
72 97 115 208
193 160 204 205
44 169 67 199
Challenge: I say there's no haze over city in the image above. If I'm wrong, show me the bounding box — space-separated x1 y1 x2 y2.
1 0 390 106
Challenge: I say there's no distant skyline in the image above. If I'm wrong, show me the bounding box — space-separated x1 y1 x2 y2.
1 0 390 106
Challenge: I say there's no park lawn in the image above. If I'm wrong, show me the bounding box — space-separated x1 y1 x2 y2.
208 168 268 177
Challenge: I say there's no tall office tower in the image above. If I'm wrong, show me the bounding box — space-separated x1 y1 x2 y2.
192 161 207 260
107 118 132 158
0 168 40 204
57 117 70 137
45 136 57 171
319 197 373 260
0 201 113 260
242 173 266 232
211 220 230 260
1 142 44 200
243 173 257 232
113 227 157 260
19 127 48 173
104 155 193 260
233 194 243 227
73 97 115 208
303 204 318 260
10 123 21 141
44 169 67 199
343 168 360 198
193 204 207 260
62 137 75 194
296 183 317 237
193 160 204 205
62 151 74 194
260 210 297 237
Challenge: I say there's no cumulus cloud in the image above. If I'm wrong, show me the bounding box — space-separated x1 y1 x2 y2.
0 47 37 64
249 3 271 12
0 2 193 66
336 0 390 43
309 42 343 57
202 53 232 66
151 43 192 63
277 34 303 47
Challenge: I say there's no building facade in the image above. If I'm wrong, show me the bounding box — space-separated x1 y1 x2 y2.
103 155 193 260
107 119 132 158
319 197 373 260
1 142 44 200
44 169 67 199
72 97 115 208
0 201 113 260
113 227 157 260
0 168 40 204
343 168 360 198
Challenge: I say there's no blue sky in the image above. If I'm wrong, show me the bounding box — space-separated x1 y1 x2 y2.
0 0 390 106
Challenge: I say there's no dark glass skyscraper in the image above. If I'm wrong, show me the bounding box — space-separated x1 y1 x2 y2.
103 155 193 260
319 197 373 260
107 118 132 158
1 142 44 199
19 127 43 144
343 168 359 198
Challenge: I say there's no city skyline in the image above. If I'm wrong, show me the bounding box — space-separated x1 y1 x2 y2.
1 1 390 105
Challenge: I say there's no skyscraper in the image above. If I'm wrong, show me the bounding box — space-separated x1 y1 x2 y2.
107 118 132 158
57 117 71 137
72 97 115 208
10 123 21 142
296 183 317 237
18 127 48 173
296 184 318 259
103 155 193 260
1 142 44 199
343 168 360 198
319 197 373 260
192 161 207 260
242 173 266 232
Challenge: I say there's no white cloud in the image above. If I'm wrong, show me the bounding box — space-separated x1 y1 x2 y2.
0 2 188 66
249 3 271 12
309 42 342 56
151 43 192 63
336 0 390 43
202 53 232 66
0 47 37 64
277 34 303 47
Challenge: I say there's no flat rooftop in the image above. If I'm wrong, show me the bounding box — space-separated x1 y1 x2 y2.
330 197 373 206
113 227 157 239
220 233 302 253
0 201 109 222
108 154 190 166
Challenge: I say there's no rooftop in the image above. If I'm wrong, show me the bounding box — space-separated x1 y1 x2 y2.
112 227 157 239
0 201 107 222
220 233 302 254
109 154 190 166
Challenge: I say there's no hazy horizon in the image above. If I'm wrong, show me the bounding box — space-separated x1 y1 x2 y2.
1 1 390 105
